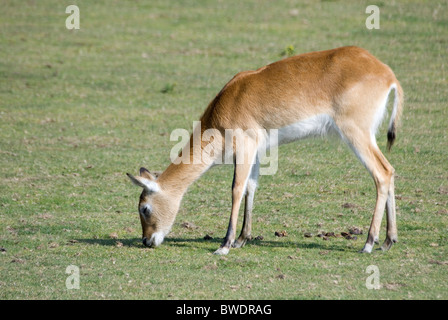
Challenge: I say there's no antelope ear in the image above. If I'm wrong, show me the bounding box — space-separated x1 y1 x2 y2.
126 173 160 193
139 167 161 180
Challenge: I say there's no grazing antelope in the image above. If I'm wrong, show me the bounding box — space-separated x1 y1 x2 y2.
127 46 403 255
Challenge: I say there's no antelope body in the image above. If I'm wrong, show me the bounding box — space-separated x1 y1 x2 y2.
127 46 403 255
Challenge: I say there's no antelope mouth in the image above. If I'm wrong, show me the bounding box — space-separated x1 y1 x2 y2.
142 231 166 248
142 237 153 248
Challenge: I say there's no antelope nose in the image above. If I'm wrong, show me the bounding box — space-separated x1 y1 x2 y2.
142 236 156 248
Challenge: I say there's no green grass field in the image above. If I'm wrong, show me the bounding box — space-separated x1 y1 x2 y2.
1 0 447 300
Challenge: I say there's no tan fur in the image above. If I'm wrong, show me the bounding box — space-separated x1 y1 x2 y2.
128 46 403 254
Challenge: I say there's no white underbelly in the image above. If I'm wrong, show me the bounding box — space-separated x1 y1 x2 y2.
264 114 341 150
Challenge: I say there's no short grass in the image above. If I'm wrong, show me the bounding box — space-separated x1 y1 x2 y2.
1 0 447 299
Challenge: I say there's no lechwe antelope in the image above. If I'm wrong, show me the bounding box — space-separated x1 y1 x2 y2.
127 46 403 255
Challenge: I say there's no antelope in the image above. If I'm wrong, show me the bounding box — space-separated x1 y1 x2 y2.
127 46 403 255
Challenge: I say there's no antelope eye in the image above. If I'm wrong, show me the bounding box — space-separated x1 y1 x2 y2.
140 204 152 217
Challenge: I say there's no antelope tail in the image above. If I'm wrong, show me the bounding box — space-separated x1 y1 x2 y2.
387 82 404 151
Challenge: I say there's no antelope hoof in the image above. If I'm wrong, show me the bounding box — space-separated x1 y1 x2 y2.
359 243 374 254
232 236 250 248
379 236 398 252
359 234 379 253
213 247 230 255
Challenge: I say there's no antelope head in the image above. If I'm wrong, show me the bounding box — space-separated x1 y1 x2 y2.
126 167 177 248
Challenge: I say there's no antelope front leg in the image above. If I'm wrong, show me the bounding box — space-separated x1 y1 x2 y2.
233 156 259 249
214 139 257 255
232 193 253 249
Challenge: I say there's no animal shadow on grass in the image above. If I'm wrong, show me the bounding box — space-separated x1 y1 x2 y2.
76 238 143 248
166 237 349 253
77 237 350 253
75 237 222 249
